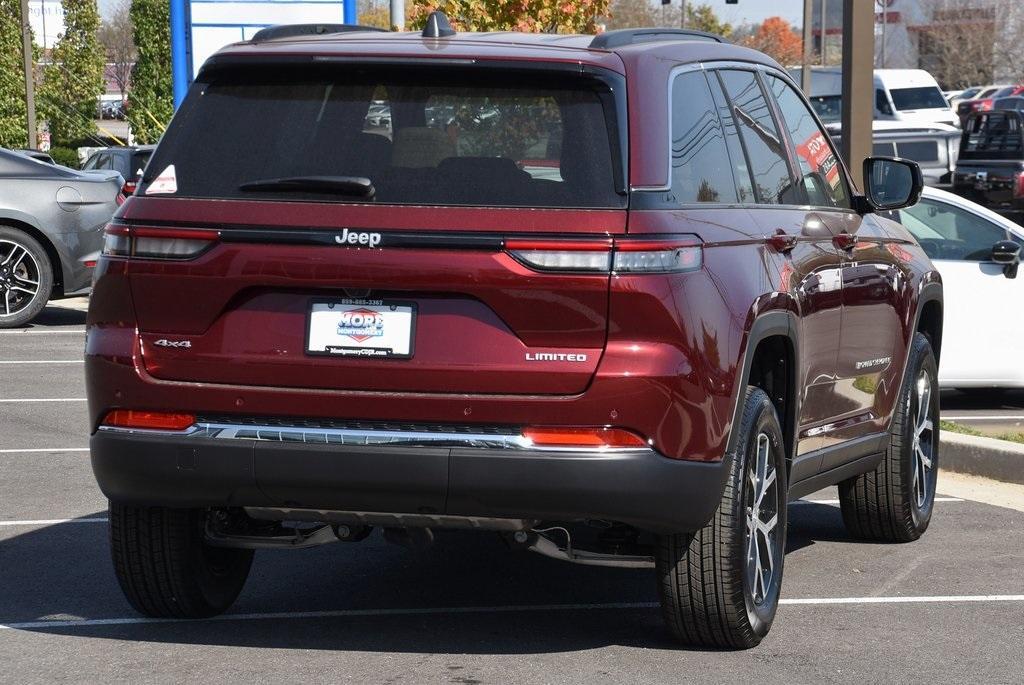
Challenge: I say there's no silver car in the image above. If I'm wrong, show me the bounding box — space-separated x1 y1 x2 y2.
0 148 121 327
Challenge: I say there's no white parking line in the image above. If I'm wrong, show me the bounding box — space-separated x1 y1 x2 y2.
0 361 84 365
0 330 85 335
0 518 107 527
943 415 1024 421
0 448 89 454
0 399 87 403
799 497 964 505
2 595 1023 631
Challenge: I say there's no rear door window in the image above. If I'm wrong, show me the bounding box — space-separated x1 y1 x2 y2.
717 69 798 205
139 65 625 209
669 70 738 204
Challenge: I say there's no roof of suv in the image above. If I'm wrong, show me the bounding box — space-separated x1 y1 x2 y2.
204 26 782 78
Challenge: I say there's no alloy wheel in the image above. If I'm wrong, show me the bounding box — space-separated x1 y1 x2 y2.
912 370 936 510
745 432 779 606
0 239 41 318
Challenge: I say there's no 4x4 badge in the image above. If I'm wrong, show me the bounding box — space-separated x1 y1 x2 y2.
153 339 192 349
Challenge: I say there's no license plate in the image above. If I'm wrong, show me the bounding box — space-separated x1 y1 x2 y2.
306 299 416 358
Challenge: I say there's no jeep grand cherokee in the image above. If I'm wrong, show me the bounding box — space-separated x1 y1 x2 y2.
87 17 942 648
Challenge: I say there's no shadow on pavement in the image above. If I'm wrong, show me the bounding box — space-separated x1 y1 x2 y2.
0 503 863 653
18 303 87 328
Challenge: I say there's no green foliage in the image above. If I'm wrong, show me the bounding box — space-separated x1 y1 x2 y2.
39 0 106 146
685 4 732 37
128 0 172 145
48 145 81 168
0 0 29 148
411 0 610 35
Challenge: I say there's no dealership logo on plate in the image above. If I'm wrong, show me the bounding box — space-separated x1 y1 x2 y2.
336 308 385 342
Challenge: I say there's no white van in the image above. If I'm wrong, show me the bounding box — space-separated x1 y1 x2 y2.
789 67 958 127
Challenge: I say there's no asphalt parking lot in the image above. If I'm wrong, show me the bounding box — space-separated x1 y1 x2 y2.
2 298 1023 683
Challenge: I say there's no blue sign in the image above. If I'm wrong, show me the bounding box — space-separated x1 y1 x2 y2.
170 0 355 107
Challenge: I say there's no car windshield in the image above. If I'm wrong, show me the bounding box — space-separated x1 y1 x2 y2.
808 95 842 124
890 87 948 111
139 64 625 209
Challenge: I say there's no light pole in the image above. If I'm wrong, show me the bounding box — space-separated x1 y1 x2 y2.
19 0 36 149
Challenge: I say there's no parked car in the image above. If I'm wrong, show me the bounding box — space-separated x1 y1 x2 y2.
828 121 960 189
87 19 942 649
0 148 121 327
894 186 1022 389
82 145 156 196
957 85 1024 126
993 96 1024 112
953 110 1024 219
792 67 957 127
949 84 1004 112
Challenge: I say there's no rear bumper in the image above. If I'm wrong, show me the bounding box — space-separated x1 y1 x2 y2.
90 425 731 534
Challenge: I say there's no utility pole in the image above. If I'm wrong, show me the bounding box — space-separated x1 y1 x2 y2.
19 0 37 149
880 2 887 68
802 0 813 93
680 0 687 28
390 0 405 30
841 0 874 190
821 0 828 65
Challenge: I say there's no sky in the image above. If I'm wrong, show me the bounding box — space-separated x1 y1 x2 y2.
97 0 807 24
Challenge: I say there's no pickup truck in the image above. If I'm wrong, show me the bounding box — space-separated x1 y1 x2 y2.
953 110 1024 219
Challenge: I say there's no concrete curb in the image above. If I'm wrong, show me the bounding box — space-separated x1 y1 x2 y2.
941 432 1024 485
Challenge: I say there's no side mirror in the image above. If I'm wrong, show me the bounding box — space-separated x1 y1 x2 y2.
860 157 924 212
993 240 1021 279
991 240 1021 265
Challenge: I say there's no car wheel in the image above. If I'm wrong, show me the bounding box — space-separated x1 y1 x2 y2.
655 387 788 649
109 504 254 618
0 227 53 328
839 332 939 542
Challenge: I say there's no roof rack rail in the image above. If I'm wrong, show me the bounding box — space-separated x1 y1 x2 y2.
250 24 386 43
589 28 728 50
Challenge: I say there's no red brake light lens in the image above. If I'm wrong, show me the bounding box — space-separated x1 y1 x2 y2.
102 224 219 260
522 426 648 449
103 410 196 431
1015 172 1024 200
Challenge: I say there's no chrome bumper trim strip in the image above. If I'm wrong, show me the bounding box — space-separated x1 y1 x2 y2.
97 422 653 453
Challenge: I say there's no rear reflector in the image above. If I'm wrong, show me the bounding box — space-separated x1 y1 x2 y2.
522 426 648 449
102 224 219 260
102 410 196 431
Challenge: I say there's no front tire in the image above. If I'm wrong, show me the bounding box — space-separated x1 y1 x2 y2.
0 227 53 328
655 387 788 649
109 504 253 618
839 333 939 542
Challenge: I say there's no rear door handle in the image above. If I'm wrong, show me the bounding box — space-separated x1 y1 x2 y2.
832 232 857 251
768 230 797 253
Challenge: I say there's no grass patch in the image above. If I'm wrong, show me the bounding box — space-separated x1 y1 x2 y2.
941 420 1024 444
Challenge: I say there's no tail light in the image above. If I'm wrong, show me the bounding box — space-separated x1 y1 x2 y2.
102 410 196 431
102 224 219 260
976 99 994 112
1015 172 1024 199
505 237 701 274
522 426 649 449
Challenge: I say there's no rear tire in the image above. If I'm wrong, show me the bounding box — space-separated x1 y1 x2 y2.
109 503 253 618
655 387 788 649
0 227 52 328
839 333 939 542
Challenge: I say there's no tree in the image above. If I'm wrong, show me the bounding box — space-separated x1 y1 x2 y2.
359 0 416 29
39 0 106 145
410 0 610 34
99 0 136 102
740 16 802 66
0 0 30 148
128 0 172 144
606 0 731 36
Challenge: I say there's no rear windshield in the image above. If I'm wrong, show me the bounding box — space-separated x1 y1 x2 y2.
140 65 625 209
960 112 1024 160
890 86 948 111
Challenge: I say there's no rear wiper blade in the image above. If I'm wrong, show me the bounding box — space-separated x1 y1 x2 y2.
238 175 375 198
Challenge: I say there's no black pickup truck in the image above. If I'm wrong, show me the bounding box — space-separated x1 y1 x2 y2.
953 110 1024 219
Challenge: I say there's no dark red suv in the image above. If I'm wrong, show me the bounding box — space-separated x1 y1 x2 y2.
87 17 943 648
